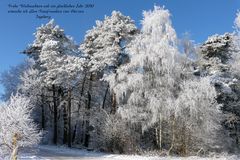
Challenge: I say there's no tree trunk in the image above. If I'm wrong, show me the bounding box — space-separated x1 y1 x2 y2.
235 123 239 145
10 133 19 160
155 117 162 151
84 73 93 147
63 105 68 144
181 123 187 156
75 73 87 144
86 73 93 110
41 94 45 130
155 128 159 148
159 115 162 151
81 73 87 96
84 120 90 147
52 84 58 145
80 118 85 144
102 84 109 109
111 90 117 114
68 89 72 148
168 115 175 155
72 123 77 143
78 73 87 112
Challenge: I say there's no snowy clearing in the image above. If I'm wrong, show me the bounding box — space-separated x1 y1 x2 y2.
18 145 239 160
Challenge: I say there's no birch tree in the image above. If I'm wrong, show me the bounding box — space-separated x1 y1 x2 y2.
0 93 41 160
106 6 190 152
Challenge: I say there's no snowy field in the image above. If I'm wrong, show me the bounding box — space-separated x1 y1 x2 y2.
18 145 239 160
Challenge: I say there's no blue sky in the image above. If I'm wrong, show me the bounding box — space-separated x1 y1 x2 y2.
0 0 239 97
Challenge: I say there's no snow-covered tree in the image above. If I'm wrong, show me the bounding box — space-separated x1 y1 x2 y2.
231 11 240 77
80 10 138 111
80 11 137 75
0 60 32 101
18 60 42 98
23 19 86 146
222 12 240 147
18 65 51 132
180 32 198 60
79 11 138 147
195 12 240 148
0 93 41 159
109 6 178 128
29 20 85 87
105 6 193 153
197 33 235 109
198 33 233 77
175 77 225 154
234 11 240 31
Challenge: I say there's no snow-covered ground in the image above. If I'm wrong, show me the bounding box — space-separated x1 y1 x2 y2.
18 145 239 160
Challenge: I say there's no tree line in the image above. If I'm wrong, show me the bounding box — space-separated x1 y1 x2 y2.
1 5 240 159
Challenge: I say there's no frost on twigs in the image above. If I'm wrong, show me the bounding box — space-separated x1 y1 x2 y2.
0 93 41 158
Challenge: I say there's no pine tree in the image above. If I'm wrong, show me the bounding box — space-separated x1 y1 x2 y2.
80 11 137 75
80 11 138 147
23 19 85 146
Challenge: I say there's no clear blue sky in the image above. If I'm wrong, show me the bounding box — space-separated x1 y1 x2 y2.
0 0 239 97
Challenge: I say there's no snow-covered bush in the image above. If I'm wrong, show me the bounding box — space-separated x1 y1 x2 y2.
0 93 41 159
175 77 228 154
90 108 139 154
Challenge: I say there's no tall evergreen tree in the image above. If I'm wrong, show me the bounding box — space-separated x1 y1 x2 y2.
23 20 85 146
80 11 138 147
